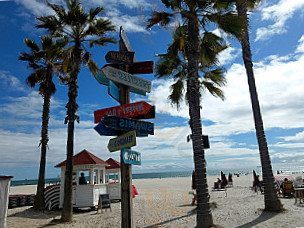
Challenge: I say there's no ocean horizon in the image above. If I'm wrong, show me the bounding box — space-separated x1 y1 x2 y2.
10 166 304 187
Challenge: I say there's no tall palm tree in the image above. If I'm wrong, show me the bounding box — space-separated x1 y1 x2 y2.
236 0 282 211
147 1 244 227
19 36 65 210
36 0 116 221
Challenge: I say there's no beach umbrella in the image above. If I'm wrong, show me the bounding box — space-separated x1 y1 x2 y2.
274 174 295 184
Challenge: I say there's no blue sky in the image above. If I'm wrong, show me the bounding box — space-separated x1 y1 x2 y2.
0 0 304 180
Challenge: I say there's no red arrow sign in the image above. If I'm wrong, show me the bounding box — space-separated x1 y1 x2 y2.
104 61 154 75
94 101 155 123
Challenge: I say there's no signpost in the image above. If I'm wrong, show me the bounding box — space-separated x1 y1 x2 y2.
93 27 154 228
105 51 134 65
102 66 151 93
107 131 136 152
102 115 154 135
121 149 141 165
94 101 155 123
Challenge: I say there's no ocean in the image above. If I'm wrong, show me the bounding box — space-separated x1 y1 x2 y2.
9 168 255 187
10 166 303 187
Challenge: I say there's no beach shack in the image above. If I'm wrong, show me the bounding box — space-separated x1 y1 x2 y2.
0 175 13 228
105 158 121 200
55 150 109 208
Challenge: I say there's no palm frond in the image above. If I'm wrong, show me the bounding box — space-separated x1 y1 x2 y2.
89 37 116 47
169 79 184 109
200 81 225 100
206 12 245 39
89 7 104 22
87 59 98 76
24 38 39 52
147 11 174 29
36 15 62 35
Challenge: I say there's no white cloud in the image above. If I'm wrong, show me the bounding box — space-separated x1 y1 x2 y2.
255 0 304 41
0 71 26 92
281 131 304 142
149 37 304 137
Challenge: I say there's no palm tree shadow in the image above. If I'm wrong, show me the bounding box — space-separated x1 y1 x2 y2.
142 207 196 228
8 207 60 220
236 210 278 228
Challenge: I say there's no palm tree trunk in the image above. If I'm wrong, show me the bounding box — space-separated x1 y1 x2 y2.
34 92 51 210
236 0 282 211
61 45 81 222
186 10 213 227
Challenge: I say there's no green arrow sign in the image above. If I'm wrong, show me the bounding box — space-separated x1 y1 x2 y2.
107 131 136 152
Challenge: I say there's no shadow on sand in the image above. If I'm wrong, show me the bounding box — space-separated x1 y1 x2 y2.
236 210 278 228
8 207 60 220
142 207 196 228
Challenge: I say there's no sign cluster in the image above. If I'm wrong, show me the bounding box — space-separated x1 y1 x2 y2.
93 28 155 165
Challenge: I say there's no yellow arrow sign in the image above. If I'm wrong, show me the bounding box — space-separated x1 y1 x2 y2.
107 131 136 152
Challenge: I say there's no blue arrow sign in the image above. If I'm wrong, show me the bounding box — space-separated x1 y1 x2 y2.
121 148 141 165
94 122 148 137
101 115 154 135
108 80 120 102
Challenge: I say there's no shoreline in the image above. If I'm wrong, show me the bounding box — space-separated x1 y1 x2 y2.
7 174 304 227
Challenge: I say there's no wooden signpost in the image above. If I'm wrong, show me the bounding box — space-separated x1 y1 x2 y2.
94 27 154 228
107 130 136 152
101 115 154 135
94 101 155 123
101 66 152 93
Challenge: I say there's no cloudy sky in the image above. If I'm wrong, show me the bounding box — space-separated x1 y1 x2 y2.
0 0 303 180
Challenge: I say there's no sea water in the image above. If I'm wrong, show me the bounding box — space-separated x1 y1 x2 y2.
10 165 303 187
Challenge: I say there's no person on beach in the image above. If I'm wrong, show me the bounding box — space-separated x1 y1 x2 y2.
79 172 87 185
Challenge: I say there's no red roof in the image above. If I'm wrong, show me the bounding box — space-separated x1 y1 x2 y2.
55 149 109 168
106 158 120 169
0 176 13 180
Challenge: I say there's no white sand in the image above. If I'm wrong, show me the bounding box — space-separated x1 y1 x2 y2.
7 175 304 227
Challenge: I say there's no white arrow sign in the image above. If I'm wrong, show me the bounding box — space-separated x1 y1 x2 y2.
101 66 151 93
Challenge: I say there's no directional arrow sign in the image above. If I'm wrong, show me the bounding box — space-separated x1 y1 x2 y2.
121 148 141 165
102 66 151 93
93 69 146 96
108 80 120 102
94 122 148 137
104 61 154 75
94 101 155 123
105 51 134 65
108 131 136 152
102 116 154 135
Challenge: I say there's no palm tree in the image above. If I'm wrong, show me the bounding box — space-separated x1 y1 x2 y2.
147 1 244 227
235 0 282 211
36 0 116 221
19 36 64 210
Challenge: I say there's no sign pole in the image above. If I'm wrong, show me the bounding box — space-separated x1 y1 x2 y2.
119 36 133 228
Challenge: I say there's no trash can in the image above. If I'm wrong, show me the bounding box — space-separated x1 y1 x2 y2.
0 176 13 228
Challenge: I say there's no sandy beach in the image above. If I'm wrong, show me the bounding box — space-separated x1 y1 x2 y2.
6 175 304 228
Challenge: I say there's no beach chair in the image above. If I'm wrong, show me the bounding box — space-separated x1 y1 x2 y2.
282 181 293 197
